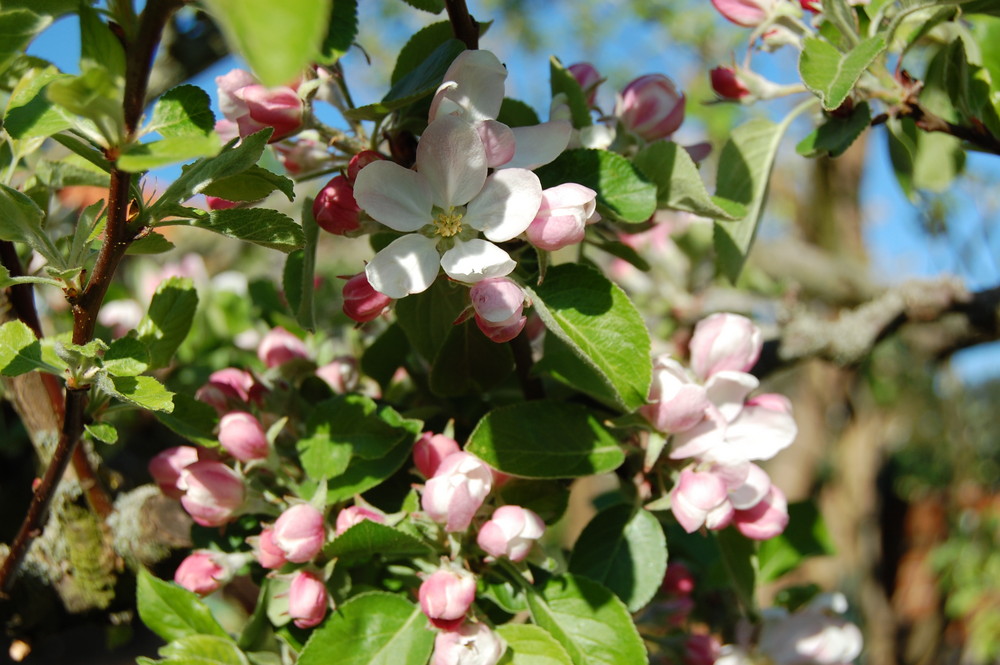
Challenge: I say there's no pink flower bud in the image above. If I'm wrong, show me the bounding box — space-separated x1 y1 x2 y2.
683 635 721 665
205 196 240 210
419 568 477 630
474 314 527 344
615 74 686 141
216 69 303 143
195 367 255 415
217 411 269 462
177 461 245 527
689 313 763 381
273 131 330 175
149 446 200 499
334 505 386 536
216 69 257 117
670 467 733 533
272 504 326 563
347 150 387 185
414 432 462 479
568 62 602 106
342 272 393 323
313 175 361 235
251 526 288 569
421 452 493 532
432 622 507 665
470 278 525 325
710 0 775 27
799 0 821 12
174 550 232 596
733 485 788 540
288 570 329 629
315 356 358 394
641 356 711 433
710 67 752 100
476 505 545 562
661 562 696 596
525 183 598 251
257 327 309 368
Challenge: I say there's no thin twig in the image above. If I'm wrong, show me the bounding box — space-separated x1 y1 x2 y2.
897 101 1000 156
445 0 479 50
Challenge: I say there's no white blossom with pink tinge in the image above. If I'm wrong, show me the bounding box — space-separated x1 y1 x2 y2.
688 312 763 381
421 452 494 532
477 505 545 561
431 622 507 665
758 593 864 665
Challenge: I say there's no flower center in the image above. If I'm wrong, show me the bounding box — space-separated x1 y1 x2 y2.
433 208 464 238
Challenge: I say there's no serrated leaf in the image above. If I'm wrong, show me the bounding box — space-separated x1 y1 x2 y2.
84 422 118 444
633 141 742 220
568 505 667 612
319 0 358 64
297 592 434 665
535 149 656 224
0 9 52 75
399 0 445 13
78 5 125 78
35 159 109 189
796 101 871 158
136 569 229 643
164 208 304 253
497 624 574 665
0 320 62 376
146 85 216 138
127 231 176 255
0 264 61 288
390 21 454 85
394 277 470 362
465 401 624 478
117 134 222 171
158 635 248 665
199 165 295 202
550 56 592 128
96 373 175 412
428 319 515 397
799 36 885 110
137 277 198 369
154 393 219 447
526 574 647 665
202 0 333 87
0 183 63 266
4 65 74 139
322 520 431 563
103 335 150 377
526 264 651 412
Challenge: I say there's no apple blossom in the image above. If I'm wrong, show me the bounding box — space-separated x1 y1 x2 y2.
711 67 752 100
419 568 477 630
710 0 776 27
432 622 507 665
347 150 386 184
475 314 527 343
568 62 602 106
174 550 232 596
689 313 763 381
414 432 462 479
195 367 255 414
335 505 386 536
525 183 598 251
421 452 494 532
272 504 326 563
216 68 303 142
273 130 330 174
313 175 361 235
149 446 201 499
251 526 288 569
615 74 686 141
315 356 359 394
177 461 245 527
353 116 543 299
669 467 734 533
288 570 329 629
683 634 722 665
257 327 309 368
641 356 711 433
476 505 546 561
733 485 789 539
758 594 863 665
342 272 393 322
217 411 269 462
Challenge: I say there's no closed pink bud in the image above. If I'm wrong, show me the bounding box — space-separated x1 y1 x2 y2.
689 313 762 381
800 0 821 12
413 432 462 479
683 635 721 665
670 467 733 533
313 175 361 235
641 356 711 433
342 272 393 322
432 622 507 665
733 485 788 540
177 461 245 527
235 84 303 142
218 411 269 462
476 505 545 562
474 314 527 344
525 183 598 251
216 69 257 117
568 62 602 106
257 327 309 368
205 196 240 210
273 504 326 563
421 452 493 532
252 526 288 569
174 550 231 595
288 570 328 629
419 568 477 630
273 132 330 175
710 0 775 26
347 150 387 185
315 356 358 394
335 505 386 536
470 278 525 325
616 74 685 141
195 367 255 414
149 446 200 499
710 67 752 100
661 562 696 596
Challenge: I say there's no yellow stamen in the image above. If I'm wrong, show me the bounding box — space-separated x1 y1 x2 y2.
434 209 464 238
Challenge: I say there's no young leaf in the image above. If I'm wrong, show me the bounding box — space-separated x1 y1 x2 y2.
162 208 305 253
796 101 871 158
145 85 216 138
157 635 249 665
535 149 657 224
0 264 62 289
202 0 333 87
95 373 175 413
321 520 431 564
496 624 574 665
103 335 150 377
550 56 592 128
568 505 667 612
137 277 199 369
135 568 230 643
116 134 221 172
0 183 63 267
0 320 63 376
4 65 74 139
526 574 647 665
154 393 219 448
319 0 358 64
465 401 624 478
798 36 885 111
633 141 743 220
78 5 125 79
199 165 295 203
0 9 52 75
390 21 455 85
526 264 651 412
297 592 434 665
428 319 515 397
84 422 118 444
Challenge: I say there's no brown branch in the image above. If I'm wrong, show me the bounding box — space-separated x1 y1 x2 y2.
896 101 1000 157
445 0 479 50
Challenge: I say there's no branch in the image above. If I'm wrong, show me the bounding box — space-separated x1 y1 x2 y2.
895 100 1000 157
445 0 479 50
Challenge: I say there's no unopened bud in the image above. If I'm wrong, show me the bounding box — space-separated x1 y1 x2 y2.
615 74 685 141
313 175 361 235
342 272 393 322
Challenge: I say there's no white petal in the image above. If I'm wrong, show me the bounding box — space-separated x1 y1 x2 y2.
705 370 759 422
440 239 515 283
724 402 798 461
429 50 507 123
353 161 433 232
728 463 771 509
502 121 572 170
365 234 440 299
463 169 542 242
478 119 516 168
417 116 487 208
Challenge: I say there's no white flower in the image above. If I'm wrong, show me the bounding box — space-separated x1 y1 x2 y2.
354 116 542 299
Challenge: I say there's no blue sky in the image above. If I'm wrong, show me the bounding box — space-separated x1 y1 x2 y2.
25 4 1000 383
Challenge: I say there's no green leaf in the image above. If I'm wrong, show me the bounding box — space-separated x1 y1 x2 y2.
633 141 742 220
96 373 175 412
758 501 836 583
498 98 541 128
117 134 222 172
526 264 651 412
535 149 656 224
526 574 647 665
297 592 434 665
319 0 358 64
465 401 624 478
394 277 469 363
715 529 758 614
164 208 304 253
35 159 109 189
127 231 176 255
796 101 871 158
199 165 295 203
428 319 515 397
84 422 118 444
78 5 125 78
137 277 198 369
550 56 592 128
399 0 445 13
103 336 150 377
322 520 431 563
498 624 573 665
154 393 219 448
0 0 79 18
295 197 319 329
0 183 62 266
0 9 52 75
360 324 409 390
46 66 125 147
0 320 62 376
886 117 965 196
136 568 229 643
146 85 216 138
391 21 457 85
4 65 73 139
158 635 249 665
568 506 667 612
0 264 61 289
798 36 885 111
202 0 333 86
